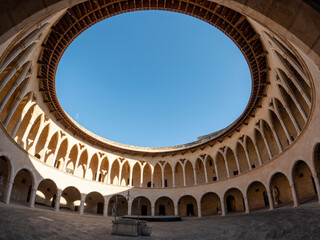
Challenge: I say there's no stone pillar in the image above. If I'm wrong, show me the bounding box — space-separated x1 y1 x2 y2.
183 166 186 187
54 190 62 211
267 188 274 210
234 154 241 174
129 168 133 187
312 173 320 204
128 201 132 215
220 198 226 216
197 203 201 217
214 159 219 181
174 204 178 216
172 170 176 187
4 179 13 204
204 164 208 183
224 157 230 178
79 195 85 215
151 205 155 216
28 187 37 208
290 183 299 207
103 199 108 217
244 197 250 213
193 168 197 185
161 166 165 188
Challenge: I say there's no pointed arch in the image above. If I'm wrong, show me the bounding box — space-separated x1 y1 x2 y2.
132 162 141 187
34 123 50 160
153 163 162 188
185 160 194 186
236 142 250 173
246 136 259 169
142 163 152 187
254 128 270 164
216 152 227 180
205 155 217 182
174 162 184 187
261 120 280 157
25 114 43 151
44 131 59 166
99 156 109 183
110 159 120 185
226 148 238 176
163 162 173 187
195 158 205 184
66 144 79 173
87 153 99 180
54 138 68 170
269 110 289 149
75 150 88 178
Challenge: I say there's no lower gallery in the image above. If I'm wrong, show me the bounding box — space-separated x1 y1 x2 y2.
0 0 320 239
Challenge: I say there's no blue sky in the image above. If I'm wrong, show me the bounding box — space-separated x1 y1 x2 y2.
56 10 251 147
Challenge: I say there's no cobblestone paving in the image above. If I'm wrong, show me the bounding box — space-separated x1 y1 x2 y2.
1 201 320 240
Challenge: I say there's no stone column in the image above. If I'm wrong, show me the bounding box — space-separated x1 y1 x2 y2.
234 154 242 174
174 204 178 216
193 168 197 185
161 166 165 188
28 187 37 208
220 198 226 216
244 197 250 213
267 188 274 210
172 169 176 187
103 199 108 217
183 166 186 187
79 195 85 215
4 179 13 204
128 201 132 215
197 203 201 217
290 183 299 207
151 205 155 216
54 190 62 211
214 159 220 181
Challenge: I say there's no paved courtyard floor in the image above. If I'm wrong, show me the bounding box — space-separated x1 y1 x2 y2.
1 200 320 239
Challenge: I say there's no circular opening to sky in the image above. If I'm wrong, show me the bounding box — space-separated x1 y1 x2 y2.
56 10 251 148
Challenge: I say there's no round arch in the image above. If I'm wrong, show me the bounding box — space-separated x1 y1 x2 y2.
269 172 293 207
155 196 175 216
224 188 245 213
246 181 269 211
84 191 104 215
201 192 221 216
36 178 57 208
0 155 13 202
131 196 151 216
178 195 198 217
60 186 81 212
107 194 128 216
10 168 35 205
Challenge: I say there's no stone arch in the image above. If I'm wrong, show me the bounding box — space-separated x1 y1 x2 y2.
131 196 151 216
110 159 120 185
120 161 130 186
87 153 99 181
35 178 57 208
107 195 128 216
132 162 141 187
246 181 269 211
277 68 310 117
34 123 50 160
216 152 227 180
201 192 221 216
205 155 217 182
25 114 42 151
261 120 280 157
185 160 194 186
142 163 152 187
54 138 68 170
14 103 36 145
60 186 81 212
65 144 79 173
292 160 317 203
44 131 59 166
99 156 109 183
155 196 174 216
236 142 250 173
0 156 12 201
11 168 35 204
224 188 245 213
246 136 259 169
195 158 205 184
174 162 184 187
269 172 293 207
269 109 289 149
84 191 104 215
274 98 297 141
153 163 162 188
163 162 173 187
75 150 88 178
178 195 198 217
226 148 238 176
278 84 305 130
254 128 269 164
